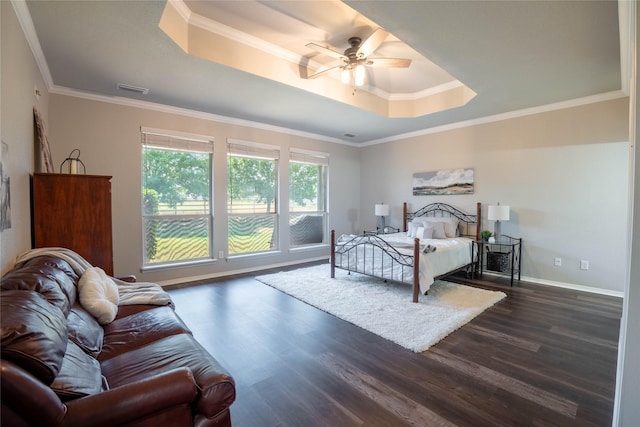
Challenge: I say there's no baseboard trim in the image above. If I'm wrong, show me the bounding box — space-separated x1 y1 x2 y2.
158 257 625 299
157 256 328 287
483 271 624 298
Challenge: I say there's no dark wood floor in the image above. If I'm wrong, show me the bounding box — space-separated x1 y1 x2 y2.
167 263 622 427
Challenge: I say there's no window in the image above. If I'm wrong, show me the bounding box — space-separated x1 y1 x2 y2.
289 149 328 247
141 129 214 266
227 141 279 255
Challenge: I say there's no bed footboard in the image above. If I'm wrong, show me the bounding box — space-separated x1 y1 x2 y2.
330 230 421 303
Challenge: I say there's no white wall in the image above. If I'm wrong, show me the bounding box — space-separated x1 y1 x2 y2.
360 98 629 293
0 1 50 273
46 94 361 283
613 3 640 424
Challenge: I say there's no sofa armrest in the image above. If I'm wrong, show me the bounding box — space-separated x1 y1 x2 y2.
62 367 198 427
1 359 67 426
115 274 137 283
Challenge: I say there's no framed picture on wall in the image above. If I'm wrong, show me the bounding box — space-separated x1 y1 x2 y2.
412 168 474 196
33 107 54 173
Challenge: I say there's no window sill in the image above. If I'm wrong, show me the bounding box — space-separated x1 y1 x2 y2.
289 243 329 253
141 258 217 272
225 250 282 261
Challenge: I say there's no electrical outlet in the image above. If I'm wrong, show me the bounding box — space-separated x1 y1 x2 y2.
580 260 589 270
218 250 224 259
554 257 562 267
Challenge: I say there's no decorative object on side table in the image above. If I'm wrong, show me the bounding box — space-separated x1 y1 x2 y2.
480 230 492 242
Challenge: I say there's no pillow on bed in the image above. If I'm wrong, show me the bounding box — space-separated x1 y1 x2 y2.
415 226 434 239
419 217 459 238
407 220 422 238
413 219 446 239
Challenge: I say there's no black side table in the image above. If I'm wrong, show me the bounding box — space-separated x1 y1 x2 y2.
473 235 522 286
364 226 401 235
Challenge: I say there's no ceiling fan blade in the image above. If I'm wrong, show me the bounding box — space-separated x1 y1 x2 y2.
307 65 342 79
366 57 412 68
357 28 390 58
306 42 346 61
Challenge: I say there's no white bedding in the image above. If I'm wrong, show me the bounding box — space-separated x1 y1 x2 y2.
334 232 472 294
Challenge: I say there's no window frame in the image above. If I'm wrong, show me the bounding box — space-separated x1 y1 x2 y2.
226 139 280 257
288 148 329 248
140 127 215 269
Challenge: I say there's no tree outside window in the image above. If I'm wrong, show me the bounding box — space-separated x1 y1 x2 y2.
289 150 328 247
141 132 213 266
227 143 279 255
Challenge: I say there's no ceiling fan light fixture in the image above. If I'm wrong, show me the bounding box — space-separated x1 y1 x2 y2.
341 68 351 84
355 64 365 87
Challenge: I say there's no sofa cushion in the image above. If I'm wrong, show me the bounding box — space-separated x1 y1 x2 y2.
0 259 77 315
0 290 67 384
23 255 80 302
51 339 106 401
67 303 104 357
100 334 235 418
99 306 191 361
78 267 119 325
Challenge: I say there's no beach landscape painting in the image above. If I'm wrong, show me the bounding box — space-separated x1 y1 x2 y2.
412 168 474 196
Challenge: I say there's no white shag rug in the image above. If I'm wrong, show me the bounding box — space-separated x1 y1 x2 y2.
256 264 506 353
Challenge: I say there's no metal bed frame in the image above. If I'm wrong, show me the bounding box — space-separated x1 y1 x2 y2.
330 202 481 302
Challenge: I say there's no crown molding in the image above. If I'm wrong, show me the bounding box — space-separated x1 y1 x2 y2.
360 90 628 147
170 0 303 67
11 0 53 89
13 0 628 148
618 0 633 96
48 85 357 147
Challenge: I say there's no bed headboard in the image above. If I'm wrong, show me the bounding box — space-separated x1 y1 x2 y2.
403 202 482 241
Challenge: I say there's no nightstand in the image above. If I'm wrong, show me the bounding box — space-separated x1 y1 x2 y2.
364 226 401 235
473 235 522 286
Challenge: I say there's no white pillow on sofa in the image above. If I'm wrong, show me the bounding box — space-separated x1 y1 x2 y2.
78 267 119 325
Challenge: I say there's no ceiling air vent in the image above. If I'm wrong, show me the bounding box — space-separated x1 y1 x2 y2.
117 83 149 95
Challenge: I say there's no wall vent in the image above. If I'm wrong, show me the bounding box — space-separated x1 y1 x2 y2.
117 83 149 95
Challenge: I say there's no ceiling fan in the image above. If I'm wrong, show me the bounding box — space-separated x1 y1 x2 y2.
306 28 412 87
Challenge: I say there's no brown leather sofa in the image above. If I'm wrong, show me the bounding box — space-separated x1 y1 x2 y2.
1 254 235 427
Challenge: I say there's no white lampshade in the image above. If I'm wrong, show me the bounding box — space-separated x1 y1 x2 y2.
374 203 390 217
487 205 510 221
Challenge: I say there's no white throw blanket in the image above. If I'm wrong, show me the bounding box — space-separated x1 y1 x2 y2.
14 247 172 307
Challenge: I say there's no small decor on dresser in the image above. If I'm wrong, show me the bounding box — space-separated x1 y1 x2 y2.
60 149 87 174
33 107 54 173
0 140 10 231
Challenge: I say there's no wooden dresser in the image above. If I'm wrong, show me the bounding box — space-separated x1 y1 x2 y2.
31 173 114 275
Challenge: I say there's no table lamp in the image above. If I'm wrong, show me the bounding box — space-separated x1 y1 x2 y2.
487 203 510 241
375 203 390 231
